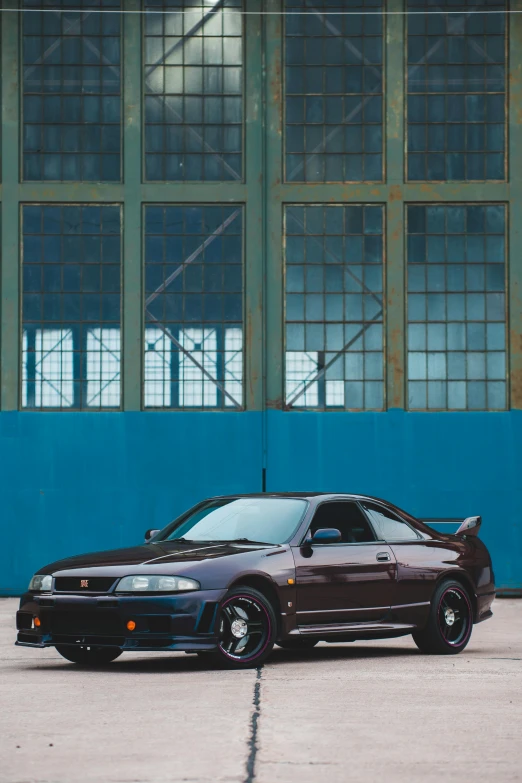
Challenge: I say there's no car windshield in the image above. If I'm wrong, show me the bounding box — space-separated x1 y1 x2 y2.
153 498 308 545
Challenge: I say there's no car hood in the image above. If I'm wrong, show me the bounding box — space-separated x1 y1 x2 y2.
41 540 281 575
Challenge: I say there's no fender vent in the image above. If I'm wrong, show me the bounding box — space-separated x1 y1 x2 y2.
196 602 217 634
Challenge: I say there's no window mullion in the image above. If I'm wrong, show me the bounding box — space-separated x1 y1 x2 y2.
385 1 406 410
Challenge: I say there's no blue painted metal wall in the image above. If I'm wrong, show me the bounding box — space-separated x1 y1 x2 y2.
0 412 262 595
1 409 520 594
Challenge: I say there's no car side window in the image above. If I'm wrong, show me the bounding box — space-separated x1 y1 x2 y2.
309 502 376 544
361 502 420 542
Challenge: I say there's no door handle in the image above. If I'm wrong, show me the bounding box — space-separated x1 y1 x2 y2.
376 552 391 562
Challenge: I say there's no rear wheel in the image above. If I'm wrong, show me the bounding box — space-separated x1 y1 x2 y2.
412 579 473 655
277 639 318 650
55 645 122 665
210 587 276 669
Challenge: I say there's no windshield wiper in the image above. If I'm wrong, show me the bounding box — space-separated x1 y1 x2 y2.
227 538 273 546
156 537 196 544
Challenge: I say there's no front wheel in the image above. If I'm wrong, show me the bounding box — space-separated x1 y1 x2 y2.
412 580 473 655
55 645 122 665
211 587 276 669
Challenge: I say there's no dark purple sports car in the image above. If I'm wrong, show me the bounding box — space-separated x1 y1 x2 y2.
16 493 495 668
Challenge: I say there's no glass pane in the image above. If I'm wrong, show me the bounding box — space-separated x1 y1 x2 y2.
406 204 507 410
144 205 243 408
144 0 243 181
285 205 384 410
406 1 506 182
22 205 121 409
284 1 384 183
22 1 121 182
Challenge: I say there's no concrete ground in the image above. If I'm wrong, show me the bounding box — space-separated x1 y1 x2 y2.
0 598 521 783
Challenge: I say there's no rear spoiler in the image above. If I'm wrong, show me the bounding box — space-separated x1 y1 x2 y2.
421 516 482 537
455 516 482 537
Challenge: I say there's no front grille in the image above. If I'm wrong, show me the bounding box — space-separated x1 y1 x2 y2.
48 610 122 636
54 577 116 593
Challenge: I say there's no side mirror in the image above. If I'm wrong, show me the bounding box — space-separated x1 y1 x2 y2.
144 528 160 542
311 528 342 545
455 516 481 538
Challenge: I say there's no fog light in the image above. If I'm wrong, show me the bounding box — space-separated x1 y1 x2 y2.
126 620 136 631
34 617 41 628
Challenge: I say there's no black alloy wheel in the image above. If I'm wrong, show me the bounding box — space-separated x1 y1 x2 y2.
55 645 123 665
412 579 473 655
277 639 318 650
212 586 276 669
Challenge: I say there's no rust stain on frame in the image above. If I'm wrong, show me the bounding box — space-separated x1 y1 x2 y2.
510 329 522 409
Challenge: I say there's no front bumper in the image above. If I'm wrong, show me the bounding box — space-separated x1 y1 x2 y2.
475 589 495 624
16 589 227 652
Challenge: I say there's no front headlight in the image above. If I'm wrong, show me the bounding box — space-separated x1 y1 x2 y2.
115 575 200 593
28 574 52 592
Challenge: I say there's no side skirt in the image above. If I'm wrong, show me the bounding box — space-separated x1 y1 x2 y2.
292 622 415 638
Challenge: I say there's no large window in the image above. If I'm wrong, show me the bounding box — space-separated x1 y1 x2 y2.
144 0 243 181
284 0 383 183
144 205 243 408
22 205 122 409
407 204 507 410
22 0 121 182
407 0 506 181
285 204 384 410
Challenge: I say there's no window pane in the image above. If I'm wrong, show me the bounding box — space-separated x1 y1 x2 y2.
22 1 121 182
284 1 384 183
22 205 121 409
361 502 420 541
406 1 506 182
144 205 243 408
144 0 243 181
285 205 384 410
407 204 507 410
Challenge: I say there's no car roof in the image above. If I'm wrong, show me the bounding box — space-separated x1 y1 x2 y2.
209 492 385 502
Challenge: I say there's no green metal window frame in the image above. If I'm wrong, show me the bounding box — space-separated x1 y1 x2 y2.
1 0 522 412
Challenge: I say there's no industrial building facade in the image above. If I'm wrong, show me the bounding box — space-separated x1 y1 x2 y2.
1 0 521 593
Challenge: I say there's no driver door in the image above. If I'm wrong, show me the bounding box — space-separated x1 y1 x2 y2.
291 501 397 626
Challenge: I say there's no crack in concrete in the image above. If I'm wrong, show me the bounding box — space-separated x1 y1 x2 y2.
244 667 262 783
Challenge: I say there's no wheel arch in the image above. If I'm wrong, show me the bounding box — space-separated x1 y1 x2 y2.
228 574 282 635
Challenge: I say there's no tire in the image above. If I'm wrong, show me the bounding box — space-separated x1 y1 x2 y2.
210 587 276 669
55 645 122 665
277 639 318 650
412 579 473 655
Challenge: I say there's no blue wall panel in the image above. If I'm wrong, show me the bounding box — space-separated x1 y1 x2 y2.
266 410 522 591
0 412 263 594
1 410 520 594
